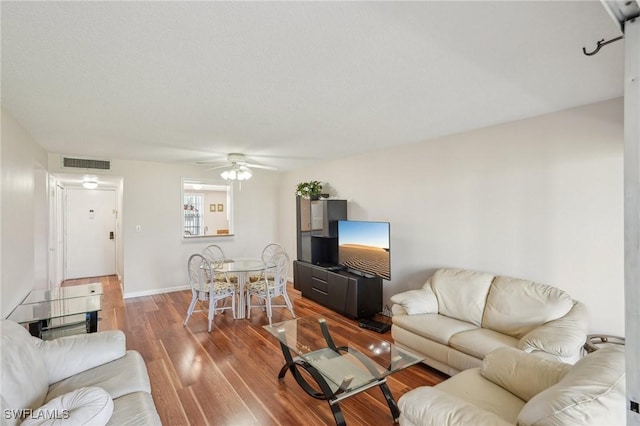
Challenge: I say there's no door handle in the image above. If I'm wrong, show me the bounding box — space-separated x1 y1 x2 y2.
109 231 114 240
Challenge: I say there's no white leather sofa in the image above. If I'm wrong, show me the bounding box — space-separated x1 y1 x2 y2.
398 345 625 425
391 268 589 375
0 319 161 426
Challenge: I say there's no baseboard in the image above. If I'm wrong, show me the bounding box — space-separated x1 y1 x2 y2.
124 284 190 299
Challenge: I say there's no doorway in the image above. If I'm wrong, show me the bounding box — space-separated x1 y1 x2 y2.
65 188 117 279
48 178 65 287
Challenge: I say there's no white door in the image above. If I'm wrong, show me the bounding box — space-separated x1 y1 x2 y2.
66 188 117 279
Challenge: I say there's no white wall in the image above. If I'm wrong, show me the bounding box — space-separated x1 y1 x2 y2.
5 98 625 336
280 98 625 335
48 156 281 297
1 109 49 318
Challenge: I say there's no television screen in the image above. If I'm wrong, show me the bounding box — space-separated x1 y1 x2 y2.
338 220 390 280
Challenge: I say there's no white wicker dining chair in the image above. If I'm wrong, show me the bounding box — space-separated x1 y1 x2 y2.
249 243 287 283
184 253 236 332
246 251 295 325
202 244 237 284
202 244 226 263
262 243 286 264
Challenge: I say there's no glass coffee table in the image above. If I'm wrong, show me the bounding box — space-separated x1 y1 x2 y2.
8 283 103 339
264 315 424 425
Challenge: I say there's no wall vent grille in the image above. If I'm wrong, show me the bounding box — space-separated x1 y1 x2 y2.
62 157 111 170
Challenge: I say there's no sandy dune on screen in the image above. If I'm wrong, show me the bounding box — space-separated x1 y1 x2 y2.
339 244 390 280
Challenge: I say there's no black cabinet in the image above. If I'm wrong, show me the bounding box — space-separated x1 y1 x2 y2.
296 198 346 266
294 261 382 319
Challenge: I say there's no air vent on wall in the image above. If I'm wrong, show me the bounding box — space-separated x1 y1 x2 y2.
62 157 111 170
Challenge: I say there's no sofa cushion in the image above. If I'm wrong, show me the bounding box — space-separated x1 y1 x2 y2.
46 351 151 403
436 367 526 423
22 387 113 426
0 320 49 422
392 313 477 345
517 345 626 426
449 328 519 360
399 383 514 426
107 392 162 426
482 276 574 338
430 269 495 327
391 288 438 315
481 347 572 402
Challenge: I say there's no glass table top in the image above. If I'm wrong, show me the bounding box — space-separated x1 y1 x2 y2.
7 295 102 324
264 315 424 392
214 258 266 273
22 282 103 304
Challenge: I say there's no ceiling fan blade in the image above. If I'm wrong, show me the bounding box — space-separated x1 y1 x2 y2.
205 165 230 171
244 162 278 171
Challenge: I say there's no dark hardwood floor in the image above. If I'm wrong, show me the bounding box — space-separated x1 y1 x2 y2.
63 275 448 426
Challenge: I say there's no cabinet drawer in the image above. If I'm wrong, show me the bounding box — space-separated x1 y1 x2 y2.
312 268 328 281
311 288 328 306
312 277 328 293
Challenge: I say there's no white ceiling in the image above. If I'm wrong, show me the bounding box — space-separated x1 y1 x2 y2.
1 1 624 172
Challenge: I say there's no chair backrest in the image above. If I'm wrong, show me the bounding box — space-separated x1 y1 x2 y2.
272 252 290 287
262 243 286 267
202 244 225 263
188 253 212 296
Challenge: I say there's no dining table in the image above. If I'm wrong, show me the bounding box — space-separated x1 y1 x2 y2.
215 258 267 319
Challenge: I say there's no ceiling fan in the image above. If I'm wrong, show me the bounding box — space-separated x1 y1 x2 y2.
199 153 278 181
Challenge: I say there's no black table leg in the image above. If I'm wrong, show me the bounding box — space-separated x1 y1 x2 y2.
276 338 347 425
86 311 98 333
28 320 46 338
378 381 401 421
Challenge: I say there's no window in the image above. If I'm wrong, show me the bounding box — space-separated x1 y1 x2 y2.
183 192 204 236
182 179 233 238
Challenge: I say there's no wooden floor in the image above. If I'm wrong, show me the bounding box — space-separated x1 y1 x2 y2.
63 275 448 426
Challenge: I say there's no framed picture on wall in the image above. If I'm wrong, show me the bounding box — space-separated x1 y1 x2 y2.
217 204 224 212
209 204 216 212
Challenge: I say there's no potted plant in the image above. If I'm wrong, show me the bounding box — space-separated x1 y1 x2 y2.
296 181 323 199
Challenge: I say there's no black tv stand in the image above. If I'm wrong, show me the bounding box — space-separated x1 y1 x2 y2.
358 318 391 333
293 261 382 319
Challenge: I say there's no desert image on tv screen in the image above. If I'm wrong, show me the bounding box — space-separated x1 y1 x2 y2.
338 221 390 280
339 244 390 280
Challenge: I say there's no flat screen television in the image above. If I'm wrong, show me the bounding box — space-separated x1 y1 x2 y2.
338 220 390 280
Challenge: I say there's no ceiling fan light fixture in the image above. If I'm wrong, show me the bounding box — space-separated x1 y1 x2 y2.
221 165 252 181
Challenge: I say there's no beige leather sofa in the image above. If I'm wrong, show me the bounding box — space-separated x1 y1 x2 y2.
0 319 161 426
391 268 589 375
398 345 625 425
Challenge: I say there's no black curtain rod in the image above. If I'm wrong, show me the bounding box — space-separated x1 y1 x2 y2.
583 35 625 56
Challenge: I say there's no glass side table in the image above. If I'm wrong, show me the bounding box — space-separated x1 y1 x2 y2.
22 282 103 304
8 284 103 339
584 334 625 353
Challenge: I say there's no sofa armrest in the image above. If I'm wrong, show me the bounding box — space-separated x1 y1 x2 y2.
391 304 408 316
517 302 589 359
34 331 127 384
481 347 571 402
399 386 513 426
390 287 438 315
